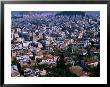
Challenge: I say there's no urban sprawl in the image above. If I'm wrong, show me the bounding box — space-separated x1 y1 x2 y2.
11 11 100 77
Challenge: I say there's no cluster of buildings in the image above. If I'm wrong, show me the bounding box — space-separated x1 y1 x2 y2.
11 11 100 77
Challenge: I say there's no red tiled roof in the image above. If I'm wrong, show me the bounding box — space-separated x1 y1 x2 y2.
69 66 83 76
85 58 98 64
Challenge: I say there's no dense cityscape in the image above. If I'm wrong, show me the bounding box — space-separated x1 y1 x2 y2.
11 11 100 77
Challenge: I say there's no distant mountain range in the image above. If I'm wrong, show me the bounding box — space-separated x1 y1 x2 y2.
55 11 85 16
11 11 99 17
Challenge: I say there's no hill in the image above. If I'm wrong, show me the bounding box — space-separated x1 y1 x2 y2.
55 11 85 16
